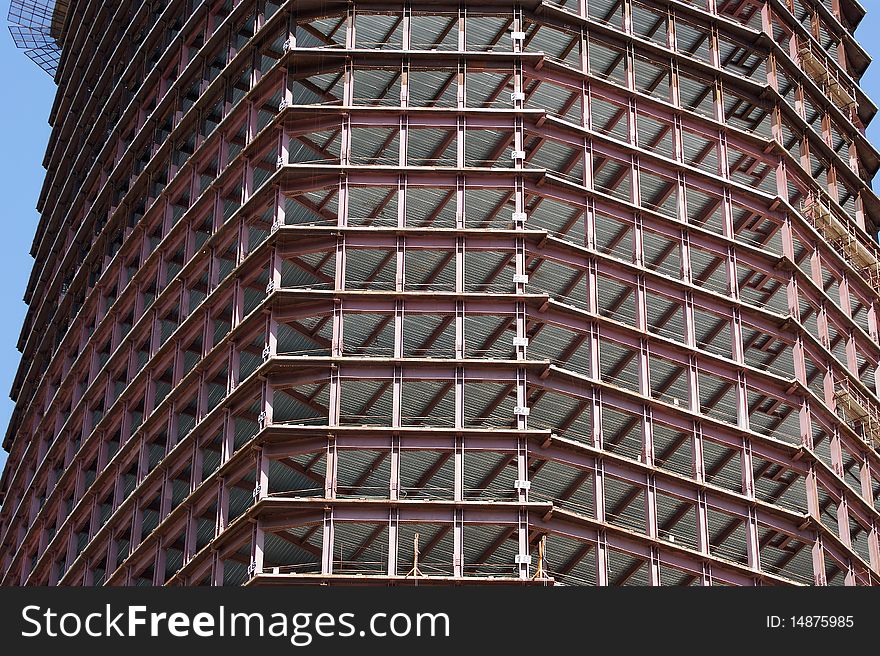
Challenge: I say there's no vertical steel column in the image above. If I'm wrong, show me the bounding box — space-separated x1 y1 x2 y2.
387 44 408 566
625 10 660 579
125 495 144 574
106 531 119 581
512 5 530 580
859 454 880 573
837 273 862 379
666 12 714 582
694 424 712 585
866 295 880 352
249 519 266 581
387 500 399 577
153 541 166 586
579 21 608 580
581 111 608 586
453 443 464 577
323 377 341 575
249 447 268 579
810 248 840 416
210 548 224 587
452 41 466 571
212 409 233 586
454 14 467 577
322 149 347 571
806 458 828 585
183 506 197 567
782 223 811 414
837 494 857 585
389 74 407 568
255 446 269 503
318 21 354 575
677 109 711 583
321 500 335 575
741 436 761 577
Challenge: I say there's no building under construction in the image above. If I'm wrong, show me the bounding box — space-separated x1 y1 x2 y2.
2 0 880 586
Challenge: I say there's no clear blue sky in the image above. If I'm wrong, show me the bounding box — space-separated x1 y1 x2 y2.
0 3 55 473
1 6 880 473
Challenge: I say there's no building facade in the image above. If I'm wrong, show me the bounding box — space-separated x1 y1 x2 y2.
2 0 880 586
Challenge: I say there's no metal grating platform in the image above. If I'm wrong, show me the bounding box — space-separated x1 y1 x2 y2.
8 0 69 76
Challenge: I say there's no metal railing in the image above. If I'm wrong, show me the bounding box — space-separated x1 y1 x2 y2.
798 39 858 116
801 192 880 293
834 377 880 448
8 0 69 75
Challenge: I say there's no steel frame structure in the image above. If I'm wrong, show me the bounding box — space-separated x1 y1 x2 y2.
2 0 880 586
7 0 69 74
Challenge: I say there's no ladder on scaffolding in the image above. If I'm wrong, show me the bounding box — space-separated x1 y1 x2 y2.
802 196 880 292
798 40 857 113
834 379 880 448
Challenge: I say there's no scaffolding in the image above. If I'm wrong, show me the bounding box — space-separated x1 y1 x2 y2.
835 379 880 448
802 194 880 290
798 39 858 113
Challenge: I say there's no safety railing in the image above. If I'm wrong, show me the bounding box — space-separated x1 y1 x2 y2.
834 377 880 448
801 192 880 294
798 39 858 116
268 487 324 498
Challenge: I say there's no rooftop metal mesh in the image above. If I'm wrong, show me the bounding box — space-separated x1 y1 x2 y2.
8 0 69 76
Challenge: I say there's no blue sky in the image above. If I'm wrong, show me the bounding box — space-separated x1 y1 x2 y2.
0 7 55 473
1 7 880 473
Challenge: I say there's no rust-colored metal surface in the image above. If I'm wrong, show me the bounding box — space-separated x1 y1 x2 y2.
2 0 880 586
